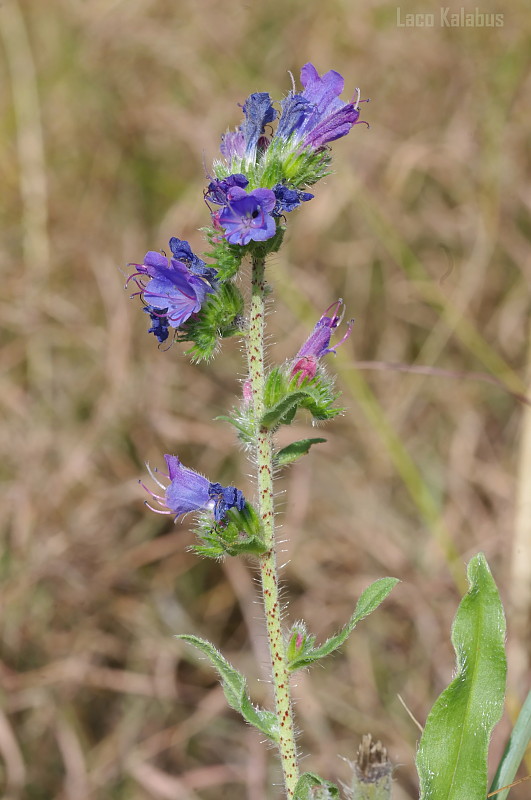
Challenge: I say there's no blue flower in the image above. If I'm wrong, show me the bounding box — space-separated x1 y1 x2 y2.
127 246 215 340
290 300 353 384
277 63 363 150
218 186 276 246
143 305 170 343
169 237 216 281
221 92 277 164
205 173 249 206
240 92 277 159
142 455 246 523
272 183 314 215
220 130 246 161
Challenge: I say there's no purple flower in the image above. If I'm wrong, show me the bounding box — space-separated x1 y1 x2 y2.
220 130 246 161
127 247 215 340
290 300 353 384
241 92 277 158
169 237 216 281
272 183 314 215
220 93 277 163
276 63 363 150
205 173 249 206
218 186 276 246
143 305 170 343
142 455 246 523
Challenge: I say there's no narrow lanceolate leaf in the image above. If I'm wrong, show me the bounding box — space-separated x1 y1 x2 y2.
288 578 398 672
416 553 507 800
176 634 279 742
274 438 327 467
293 772 340 799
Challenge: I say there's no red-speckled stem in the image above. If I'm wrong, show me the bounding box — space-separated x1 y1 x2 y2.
247 255 299 797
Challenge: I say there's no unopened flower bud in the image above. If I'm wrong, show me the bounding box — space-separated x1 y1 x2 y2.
287 621 309 662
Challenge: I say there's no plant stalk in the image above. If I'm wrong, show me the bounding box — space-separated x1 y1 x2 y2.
247 254 299 797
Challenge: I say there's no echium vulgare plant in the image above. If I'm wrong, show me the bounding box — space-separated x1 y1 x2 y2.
126 64 526 800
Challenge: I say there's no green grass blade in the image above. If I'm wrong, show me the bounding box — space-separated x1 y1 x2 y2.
489 690 531 800
416 553 507 800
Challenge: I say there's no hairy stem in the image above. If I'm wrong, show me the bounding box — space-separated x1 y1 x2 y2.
247 254 299 797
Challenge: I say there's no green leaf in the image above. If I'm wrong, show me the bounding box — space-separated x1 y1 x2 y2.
274 438 327 466
193 503 268 558
264 366 288 408
288 577 398 671
416 553 507 800
176 634 279 742
176 280 245 361
261 390 310 429
293 772 340 799
489 690 531 800
215 413 255 447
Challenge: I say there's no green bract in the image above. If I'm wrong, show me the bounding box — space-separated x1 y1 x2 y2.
292 773 340 800
193 502 267 559
262 366 342 429
176 281 244 361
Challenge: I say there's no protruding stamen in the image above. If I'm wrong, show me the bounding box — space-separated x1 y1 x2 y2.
144 501 171 515
330 318 354 352
146 464 167 490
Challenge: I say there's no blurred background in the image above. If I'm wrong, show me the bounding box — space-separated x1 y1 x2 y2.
1 0 530 797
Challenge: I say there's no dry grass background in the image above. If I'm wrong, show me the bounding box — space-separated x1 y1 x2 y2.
1 0 530 797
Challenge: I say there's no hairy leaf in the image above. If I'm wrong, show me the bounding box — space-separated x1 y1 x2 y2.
416 553 506 800
176 634 279 742
216 413 255 447
193 503 267 559
261 390 311 429
288 578 398 671
274 438 327 466
293 772 340 799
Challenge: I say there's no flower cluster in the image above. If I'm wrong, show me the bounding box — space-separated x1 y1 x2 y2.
210 62 366 246
126 64 365 349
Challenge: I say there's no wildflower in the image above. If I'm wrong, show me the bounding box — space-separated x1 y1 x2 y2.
276 62 363 151
290 300 353 384
220 130 246 161
272 183 314 215
205 173 249 206
127 247 215 341
169 237 217 281
142 455 246 523
143 305 170 343
218 186 276 246
240 92 277 159
220 92 276 164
